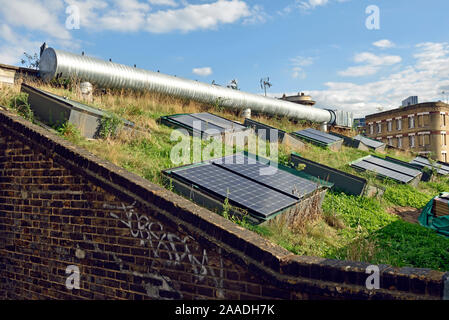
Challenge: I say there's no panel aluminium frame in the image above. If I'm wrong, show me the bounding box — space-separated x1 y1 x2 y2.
290 152 366 196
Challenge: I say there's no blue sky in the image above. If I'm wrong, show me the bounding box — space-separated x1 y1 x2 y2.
1 0 449 117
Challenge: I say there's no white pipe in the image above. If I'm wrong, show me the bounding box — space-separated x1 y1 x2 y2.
39 48 336 124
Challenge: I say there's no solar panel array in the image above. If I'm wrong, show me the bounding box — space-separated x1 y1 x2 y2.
243 118 286 142
292 128 343 147
161 112 247 137
353 135 385 149
351 155 421 184
213 154 318 199
169 153 320 219
409 156 449 175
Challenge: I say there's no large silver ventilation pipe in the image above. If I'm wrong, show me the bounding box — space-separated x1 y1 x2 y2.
39 48 336 124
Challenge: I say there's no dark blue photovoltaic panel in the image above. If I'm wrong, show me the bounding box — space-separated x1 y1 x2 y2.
351 161 413 183
190 113 246 131
353 135 385 149
364 156 421 178
170 163 298 218
410 156 449 175
243 118 286 142
161 112 247 137
293 128 342 146
169 114 224 134
351 156 421 184
212 154 318 199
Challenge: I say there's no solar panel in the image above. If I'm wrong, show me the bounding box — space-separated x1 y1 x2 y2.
190 113 246 132
170 163 298 218
243 118 286 141
161 112 247 137
212 154 318 199
168 114 224 134
364 156 421 178
351 156 421 184
293 128 342 146
351 161 413 184
353 135 385 149
410 156 449 175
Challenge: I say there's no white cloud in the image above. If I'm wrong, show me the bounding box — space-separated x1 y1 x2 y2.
145 0 251 33
192 67 213 76
338 65 379 77
290 56 315 79
373 39 395 49
285 0 350 13
276 42 449 118
338 52 402 77
243 5 269 25
148 0 178 6
63 0 253 33
297 0 329 11
0 0 70 40
0 24 42 65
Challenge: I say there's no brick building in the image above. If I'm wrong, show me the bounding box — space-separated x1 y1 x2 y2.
365 102 449 163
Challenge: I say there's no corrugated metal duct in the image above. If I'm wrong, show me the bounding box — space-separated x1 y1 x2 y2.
39 48 336 124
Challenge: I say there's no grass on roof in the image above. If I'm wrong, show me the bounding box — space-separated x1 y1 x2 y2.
2 79 449 271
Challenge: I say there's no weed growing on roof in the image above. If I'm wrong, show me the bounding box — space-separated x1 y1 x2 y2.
8 92 34 121
98 111 123 139
57 121 82 143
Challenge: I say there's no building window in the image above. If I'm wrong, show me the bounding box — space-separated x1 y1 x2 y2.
396 118 402 131
397 137 403 148
369 124 374 135
418 115 423 127
421 134 431 146
443 152 447 163
377 123 382 134
387 121 392 132
423 114 430 126
441 114 446 127
388 137 393 146
409 116 415 129
442 133 447 146
409 135 415 148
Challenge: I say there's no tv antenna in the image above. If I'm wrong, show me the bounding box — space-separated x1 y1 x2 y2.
260 77 272 96
227 79 239 90
442 91 448 104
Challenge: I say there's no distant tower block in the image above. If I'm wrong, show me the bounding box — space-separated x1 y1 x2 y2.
402 96 418 107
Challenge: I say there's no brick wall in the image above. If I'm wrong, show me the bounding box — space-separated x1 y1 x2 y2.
0 108 447 300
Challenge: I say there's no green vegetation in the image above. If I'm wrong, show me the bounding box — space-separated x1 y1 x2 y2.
98 111 124 139
56 121 82 144
8 92 34 121
1 81 449 271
